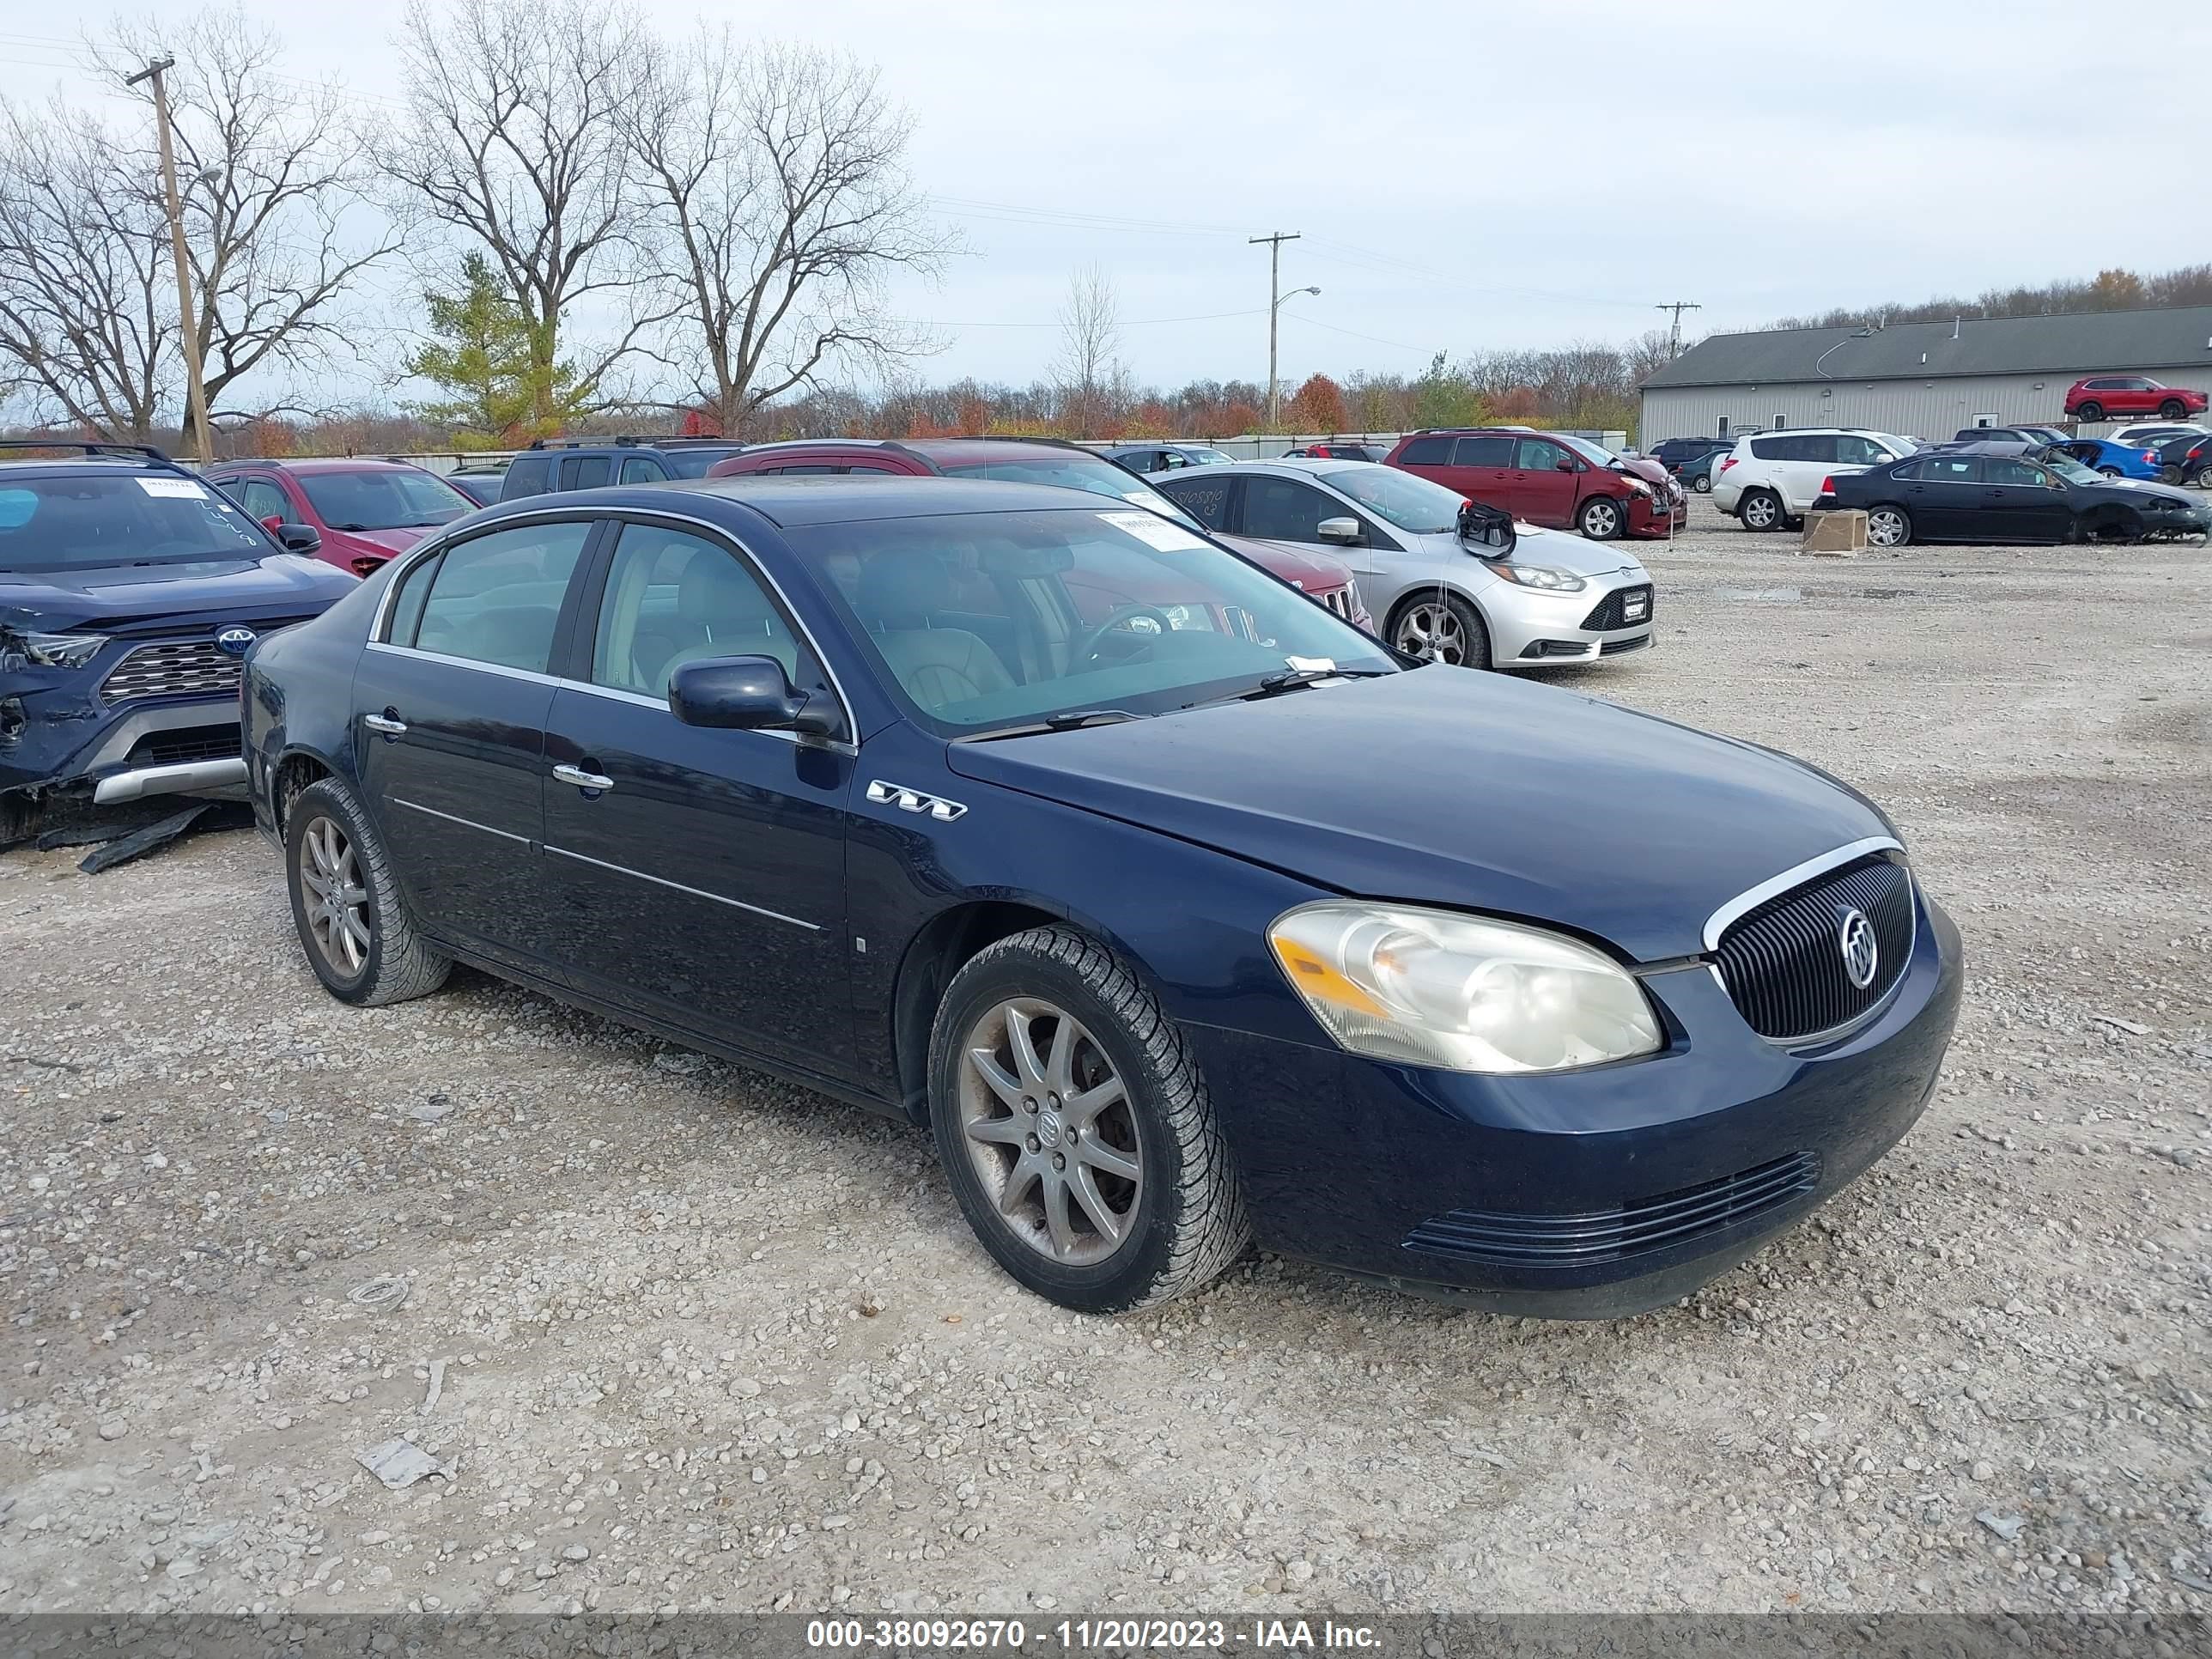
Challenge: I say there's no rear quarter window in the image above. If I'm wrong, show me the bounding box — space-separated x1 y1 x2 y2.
499 454 552 500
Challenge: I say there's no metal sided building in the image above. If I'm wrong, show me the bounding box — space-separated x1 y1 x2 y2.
1638 306 2212 445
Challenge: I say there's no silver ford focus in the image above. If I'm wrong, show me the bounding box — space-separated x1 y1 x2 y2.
1156 459 1656 670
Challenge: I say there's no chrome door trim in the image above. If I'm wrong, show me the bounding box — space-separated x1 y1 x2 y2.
552 763 615 792
391 797 532 845
543 844 821 932
1701 836 1905 951
364 640 562 690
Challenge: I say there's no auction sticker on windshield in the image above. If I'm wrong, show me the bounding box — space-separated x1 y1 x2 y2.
137 477 210 498
1098 509 1207 551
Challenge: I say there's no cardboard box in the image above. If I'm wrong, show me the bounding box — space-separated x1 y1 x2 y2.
1801 509 1867 556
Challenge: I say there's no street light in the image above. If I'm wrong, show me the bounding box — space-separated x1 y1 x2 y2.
1268 285 1321 426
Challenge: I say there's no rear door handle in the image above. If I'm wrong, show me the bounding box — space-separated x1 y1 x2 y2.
552 763 615 792
363 714 406 736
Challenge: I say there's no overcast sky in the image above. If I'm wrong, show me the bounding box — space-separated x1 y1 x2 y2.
3 0 2208 402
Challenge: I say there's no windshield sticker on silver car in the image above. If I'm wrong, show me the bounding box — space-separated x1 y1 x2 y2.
1098 510 1207 552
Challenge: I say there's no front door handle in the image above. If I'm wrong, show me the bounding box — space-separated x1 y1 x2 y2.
363 713 406 736
552 763 615 792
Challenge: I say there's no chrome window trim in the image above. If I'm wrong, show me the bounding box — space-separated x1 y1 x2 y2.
365 502 858 744
1700 836 1904 951
544 844 820 932
392 797 532 845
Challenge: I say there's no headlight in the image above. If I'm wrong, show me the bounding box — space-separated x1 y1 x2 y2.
1267 901 1663 1073
1489 563 1586 592
0 628 107 669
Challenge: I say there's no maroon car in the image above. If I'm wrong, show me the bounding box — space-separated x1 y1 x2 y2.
706 437 1372 629
204 459 478 578
1382 428 1688 541
2063 376 2208 423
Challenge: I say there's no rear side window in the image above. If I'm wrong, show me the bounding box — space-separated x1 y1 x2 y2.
1158 475 1233 530
1451 435 1514 465
559 455 612 490
499 454 552 499
410 520 592 672
1395 436 1452 465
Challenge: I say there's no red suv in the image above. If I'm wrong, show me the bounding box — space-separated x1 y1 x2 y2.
204 459 478 578
1382 428 1687 541
707 437 1371 628
2063 377 2208 423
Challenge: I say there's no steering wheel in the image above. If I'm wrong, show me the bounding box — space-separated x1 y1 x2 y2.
1073 604 1176 665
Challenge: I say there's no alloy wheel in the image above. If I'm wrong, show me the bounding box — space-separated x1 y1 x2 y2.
1393 601 1468 665
1741 492 1779 529
298 814 371 976
1582 500 1620 538
1866 507 1908 548
957 997 1143 1265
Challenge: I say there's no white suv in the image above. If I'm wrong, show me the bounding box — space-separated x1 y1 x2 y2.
1713 429 1917 530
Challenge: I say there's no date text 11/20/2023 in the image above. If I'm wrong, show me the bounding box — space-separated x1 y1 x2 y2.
805 1618 1383 1650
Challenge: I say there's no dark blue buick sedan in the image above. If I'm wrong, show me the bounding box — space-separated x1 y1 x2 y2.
243 477 1960 1316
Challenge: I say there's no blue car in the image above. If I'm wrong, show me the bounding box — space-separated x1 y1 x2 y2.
1 442 358 844
242 477 1961 1316
2048 436 2164 480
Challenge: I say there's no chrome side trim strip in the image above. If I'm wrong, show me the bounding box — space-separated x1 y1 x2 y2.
1701 835 1904 951
543 844 821 932
364 641 561 690
391 797 532 845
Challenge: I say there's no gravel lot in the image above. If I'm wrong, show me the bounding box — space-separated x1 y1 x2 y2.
3 498 2208 1618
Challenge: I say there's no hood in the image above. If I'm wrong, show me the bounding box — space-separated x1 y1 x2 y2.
2083 477 2203 507
1219 532 1357 592
946 668 1891 962
1613 454 1671 486
0 554 359 635
1408 522 1646 580
337 524 438 556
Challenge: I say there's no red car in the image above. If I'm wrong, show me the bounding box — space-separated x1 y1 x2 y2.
2063 376 2208 423
1382 428 1688 541
204 459 479 578
706 437 1372 629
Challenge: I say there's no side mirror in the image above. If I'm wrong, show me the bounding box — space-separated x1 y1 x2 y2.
670 654 836 738
276 523 321 554
1553 458 1576 472
1316 515 1363 545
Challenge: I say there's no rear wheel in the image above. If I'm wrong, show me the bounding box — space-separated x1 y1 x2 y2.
1738 489 1784 531
2075 399 2104 422
1865 504 1912 548
2097 465 2123 478
285 775 451 1006
1692 471 1713 493
2158 399 2186 421
1390 591 1491 670
928 927 1249 1313
1577 496 1625 540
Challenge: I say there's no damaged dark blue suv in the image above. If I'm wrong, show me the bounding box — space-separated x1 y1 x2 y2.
243 477 1961 1316
1 443 357 844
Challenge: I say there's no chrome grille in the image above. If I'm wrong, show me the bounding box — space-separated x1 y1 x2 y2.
1320 582 1359 620
100 639 242 704
1713 854 1914 1041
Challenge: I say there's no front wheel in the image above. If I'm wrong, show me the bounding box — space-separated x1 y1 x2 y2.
2158 399 2186 421
285 775 451 1006
1864 504 1912 548
1390 591 1492 669
1739 489 1784 531
2075 400 2103 422
1692 471 1713 494
1578 496 1625 540
928 927 1250 1313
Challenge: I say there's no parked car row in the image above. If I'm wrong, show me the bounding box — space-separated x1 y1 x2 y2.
1811 444 2211 548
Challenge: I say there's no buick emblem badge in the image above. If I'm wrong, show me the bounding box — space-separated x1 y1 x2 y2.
1838 908 1878 991
216 627 258 657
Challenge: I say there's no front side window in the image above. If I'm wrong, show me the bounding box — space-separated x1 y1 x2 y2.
618 456 665 484
237 477 292 523
1321 465 1464 533
1834 435 1889 466
589 523 823 701
1984 458 2051 488
297 468 473 532
0 472 270 572
1516 437 1569 471
793 507 1395 737
407 520 592 672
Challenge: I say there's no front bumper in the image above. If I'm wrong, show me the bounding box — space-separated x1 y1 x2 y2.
1626 493 1691 538
1 692 247 806
1186 890 1961 1318
1483 572 1655 668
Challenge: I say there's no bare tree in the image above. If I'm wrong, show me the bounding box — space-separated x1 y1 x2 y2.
386 0 656 426
620 34 951 437
1053 263 1121 436
83 9 404 431
0 96 173 439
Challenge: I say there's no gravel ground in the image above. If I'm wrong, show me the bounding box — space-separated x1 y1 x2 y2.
2 498 2208 1618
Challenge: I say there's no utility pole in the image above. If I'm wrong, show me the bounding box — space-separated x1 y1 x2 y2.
1655 300 1703 360
1250 231 1302 426
127 56 213 463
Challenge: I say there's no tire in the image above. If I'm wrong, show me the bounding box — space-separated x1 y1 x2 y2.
1738 489 1784 531
2158 399 2186 421
1692 471 1712 494
1577 496 1625 540
927 926 1250 1313
2160 465 2184 485
2075 400 2103 422
2097 466 2122 478
284 775 451 1006
1864 504 1912 548
1389 590 1492 670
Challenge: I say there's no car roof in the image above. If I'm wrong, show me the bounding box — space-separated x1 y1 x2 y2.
467 474 1144 530
210 457 430 474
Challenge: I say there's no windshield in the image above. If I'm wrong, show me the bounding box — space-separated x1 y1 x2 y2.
1554 434 1625 468
2042 454 2101 486
663 447 745 477
298 468 473 531
1185 448 1236 466
1319 464 1468 533
0 472 272 571
793 507 1395 737
936 453 1206 532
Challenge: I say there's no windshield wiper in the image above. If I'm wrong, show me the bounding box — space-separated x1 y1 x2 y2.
1237 666 1392 701
953 708 1148 743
